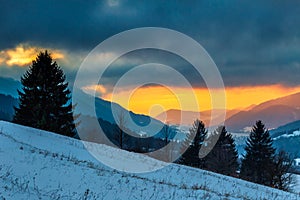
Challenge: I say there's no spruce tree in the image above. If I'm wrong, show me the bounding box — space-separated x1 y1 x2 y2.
271 151 294 191
205 126 238 176
240 120 275 186
177 119 207 168
13 51 75 137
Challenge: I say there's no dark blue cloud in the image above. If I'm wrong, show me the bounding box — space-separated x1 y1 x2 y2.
1 0 300 87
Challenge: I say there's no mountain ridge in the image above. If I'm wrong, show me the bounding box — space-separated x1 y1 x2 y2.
155 108 240 127
225 92 300 132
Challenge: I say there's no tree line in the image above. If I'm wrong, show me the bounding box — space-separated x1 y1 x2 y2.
12 51 294 191
176 119 294 191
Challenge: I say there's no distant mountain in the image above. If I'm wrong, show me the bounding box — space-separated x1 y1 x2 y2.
270 120 300 138
252 92 300 112
226 105 300 132
270 121 300 157
0 94 18 121
273 135 300 158
234 133 300 159
0 83 170 139
225 92 300 132
76 115 175 153
0 77 21 121
155 109 240 127
234 120 300 158
0 77 21 97
73 88 169 138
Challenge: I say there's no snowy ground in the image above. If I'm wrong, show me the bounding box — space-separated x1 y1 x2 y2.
293 174 300 193
273 130 300 140
0 121 299 200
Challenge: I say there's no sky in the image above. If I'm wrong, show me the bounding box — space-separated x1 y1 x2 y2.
1 0 300 116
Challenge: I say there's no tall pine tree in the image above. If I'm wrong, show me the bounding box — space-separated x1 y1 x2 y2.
205 126 238 176
271 151 294 191
240 120 275 186
177 119 207 168
13 51 75 137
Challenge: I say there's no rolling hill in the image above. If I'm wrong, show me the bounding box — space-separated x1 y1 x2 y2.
0 94 18 121
225 92 300 132
0 121 299 199
225 105 300 132
252 92 300 112
0 77 21 98
270 120 300 138
0 77 165 137
73 88 168 138
156 92 300 132
2 76 300 135
267 120 300 157
155 109 240 126
0 82 167 138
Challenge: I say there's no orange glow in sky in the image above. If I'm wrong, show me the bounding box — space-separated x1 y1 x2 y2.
0 44 64 67
99 84 300 117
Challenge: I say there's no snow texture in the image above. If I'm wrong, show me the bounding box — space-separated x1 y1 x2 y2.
273 130 300 140
0 121 299 200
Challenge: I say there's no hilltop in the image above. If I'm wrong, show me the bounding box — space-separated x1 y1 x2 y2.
0 121 298 199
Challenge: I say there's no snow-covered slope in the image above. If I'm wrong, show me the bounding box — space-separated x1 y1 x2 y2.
0 121 299 200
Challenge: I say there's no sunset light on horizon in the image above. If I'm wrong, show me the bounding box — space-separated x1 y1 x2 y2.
92 84 300 117
2 43 300 119
2 1 300 197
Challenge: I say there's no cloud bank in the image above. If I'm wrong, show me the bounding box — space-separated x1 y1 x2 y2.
0 0 300 88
